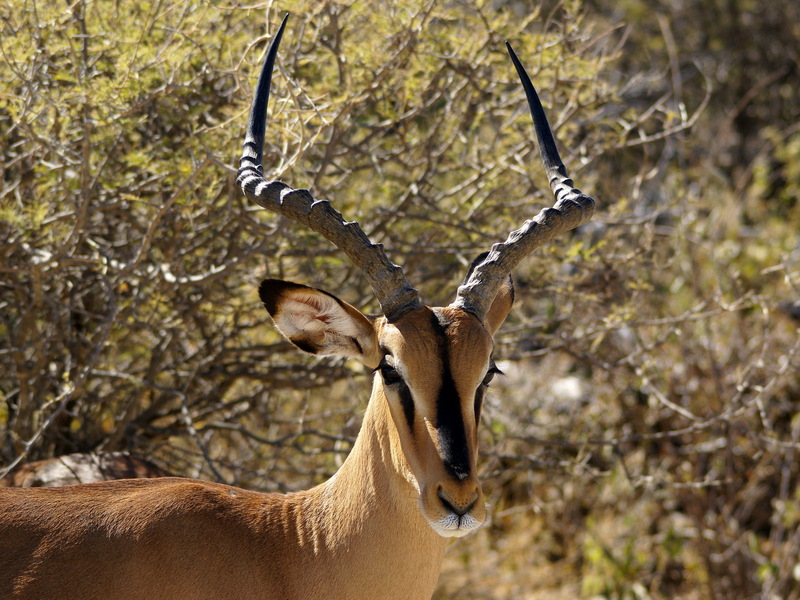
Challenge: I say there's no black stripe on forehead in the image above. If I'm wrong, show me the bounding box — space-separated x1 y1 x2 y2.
430 311 472 481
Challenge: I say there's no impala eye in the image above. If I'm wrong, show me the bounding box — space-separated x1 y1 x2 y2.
482 363 502 388
377 357 404 386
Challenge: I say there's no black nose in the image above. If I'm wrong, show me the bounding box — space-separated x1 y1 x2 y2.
437 488 477 517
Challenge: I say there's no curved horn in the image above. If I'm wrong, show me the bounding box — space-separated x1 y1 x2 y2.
452 42 595 321
237 14 420 321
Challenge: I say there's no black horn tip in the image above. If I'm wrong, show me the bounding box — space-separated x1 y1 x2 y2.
241 14 290 176
505 41 516 58
276 13 290 41
266 13 290 77
506 39 565 173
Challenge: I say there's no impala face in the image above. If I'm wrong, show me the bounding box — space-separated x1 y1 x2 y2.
260 278 513 538
376 307 497 536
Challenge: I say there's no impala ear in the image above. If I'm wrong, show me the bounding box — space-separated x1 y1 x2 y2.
463 253 514 336
259 279 380 367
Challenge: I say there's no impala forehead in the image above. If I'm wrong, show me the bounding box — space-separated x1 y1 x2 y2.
379 307 494 388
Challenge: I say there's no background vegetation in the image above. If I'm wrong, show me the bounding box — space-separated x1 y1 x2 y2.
2 0 799 597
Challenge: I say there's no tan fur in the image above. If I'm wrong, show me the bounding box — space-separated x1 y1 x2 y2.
0 283 513 600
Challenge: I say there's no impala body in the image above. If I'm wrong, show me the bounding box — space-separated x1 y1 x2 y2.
0 14 594 600
1 298 510 600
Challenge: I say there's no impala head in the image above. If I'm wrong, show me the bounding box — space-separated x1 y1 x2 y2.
237 15 594 538
257 274 512 537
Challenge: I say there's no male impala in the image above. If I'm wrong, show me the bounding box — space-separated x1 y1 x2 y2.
0 15 594 600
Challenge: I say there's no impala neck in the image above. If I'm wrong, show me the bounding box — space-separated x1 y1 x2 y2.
296 376 447 598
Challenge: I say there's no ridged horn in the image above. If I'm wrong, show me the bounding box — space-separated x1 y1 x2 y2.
237 14 421 321
452 42 595 321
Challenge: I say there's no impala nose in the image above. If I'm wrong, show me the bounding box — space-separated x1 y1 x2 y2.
438 486 478 517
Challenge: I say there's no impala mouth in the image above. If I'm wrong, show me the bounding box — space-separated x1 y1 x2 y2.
419 487 489 538
425 507 488 538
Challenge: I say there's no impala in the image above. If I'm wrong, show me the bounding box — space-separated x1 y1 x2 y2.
0 15 594 600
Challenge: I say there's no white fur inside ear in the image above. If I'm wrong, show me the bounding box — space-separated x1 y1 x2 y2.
276 292 362 340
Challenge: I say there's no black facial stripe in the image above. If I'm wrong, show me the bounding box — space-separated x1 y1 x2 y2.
379 347 414 433
398 385 415 433
430 312 472 481
474 387 486 423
